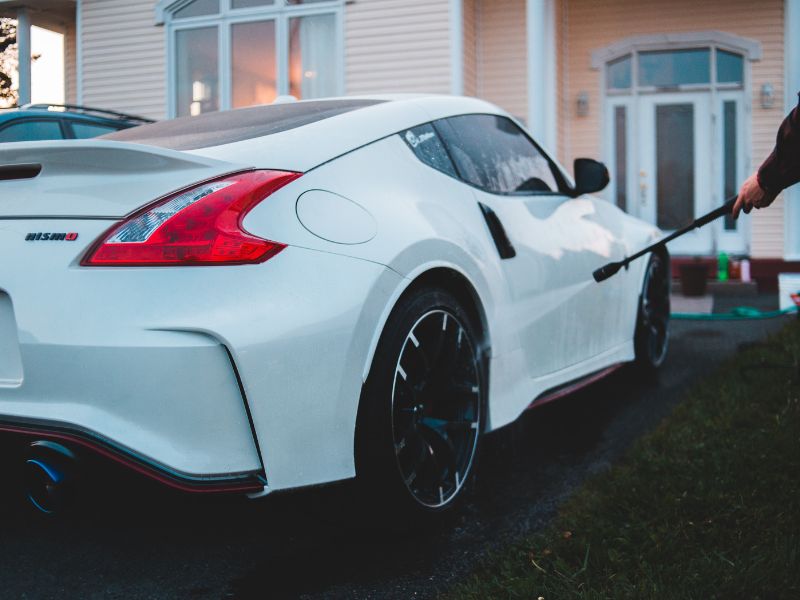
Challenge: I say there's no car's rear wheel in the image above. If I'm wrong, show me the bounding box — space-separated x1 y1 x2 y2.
356 287 484 524
635 251 671 370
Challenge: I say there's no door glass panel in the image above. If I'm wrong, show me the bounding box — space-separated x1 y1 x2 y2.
232 20 277 107
723 101 737 230
716 50 744 84
288 14 337 99
231 0 275 8
613 106 627 210
607 55 632 90
656 103 694 229
175 27 219 117
174 0 219 19
639 49 710 87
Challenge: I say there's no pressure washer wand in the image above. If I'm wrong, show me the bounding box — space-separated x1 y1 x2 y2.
592 196 738 283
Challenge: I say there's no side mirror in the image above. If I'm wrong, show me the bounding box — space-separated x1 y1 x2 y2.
572 158 609 196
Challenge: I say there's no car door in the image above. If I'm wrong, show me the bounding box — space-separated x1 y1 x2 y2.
434 114 629 378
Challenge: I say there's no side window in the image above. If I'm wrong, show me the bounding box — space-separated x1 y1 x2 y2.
70 121 122 139
436 114 560 194
0 120 64 143
401 123 458 178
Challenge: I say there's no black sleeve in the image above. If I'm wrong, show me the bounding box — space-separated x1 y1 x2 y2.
757 92 800 194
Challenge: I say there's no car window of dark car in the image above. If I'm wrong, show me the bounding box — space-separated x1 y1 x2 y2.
401 123 458 178
70 121 122 139
435 114 561 195
0 119 64 143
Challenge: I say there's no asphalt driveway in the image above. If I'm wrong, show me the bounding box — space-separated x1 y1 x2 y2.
0 311 791 599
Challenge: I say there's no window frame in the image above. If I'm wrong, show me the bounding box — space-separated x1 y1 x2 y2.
605 45 746 96
427 114 572 197
163 0 345 118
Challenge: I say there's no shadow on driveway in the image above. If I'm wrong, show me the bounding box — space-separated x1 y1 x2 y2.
0 316 789 599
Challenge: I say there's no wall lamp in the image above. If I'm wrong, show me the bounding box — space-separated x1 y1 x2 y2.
761 83 775 109
577 91 589 117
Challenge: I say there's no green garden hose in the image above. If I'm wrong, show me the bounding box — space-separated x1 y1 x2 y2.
671 306 798 321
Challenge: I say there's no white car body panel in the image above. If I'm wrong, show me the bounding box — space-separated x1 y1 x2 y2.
0 141 249 218
0 95 661 493
241 132 656 432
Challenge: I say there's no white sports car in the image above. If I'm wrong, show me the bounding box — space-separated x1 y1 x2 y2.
0 95 669 517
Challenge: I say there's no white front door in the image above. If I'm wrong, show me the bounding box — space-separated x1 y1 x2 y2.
638 93 713 254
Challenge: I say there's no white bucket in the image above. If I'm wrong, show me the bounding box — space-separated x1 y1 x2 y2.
777 273 800 310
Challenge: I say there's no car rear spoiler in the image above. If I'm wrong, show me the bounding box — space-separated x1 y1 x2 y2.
0 140 250 219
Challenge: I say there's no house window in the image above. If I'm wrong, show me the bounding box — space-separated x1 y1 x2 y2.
165 0 343 117
606 46 744 94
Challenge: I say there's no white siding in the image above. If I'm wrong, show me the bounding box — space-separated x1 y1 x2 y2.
345 0 452 95
81 0 166 120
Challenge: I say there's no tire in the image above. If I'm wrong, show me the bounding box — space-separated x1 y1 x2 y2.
634 251 671 371
355 287 485 526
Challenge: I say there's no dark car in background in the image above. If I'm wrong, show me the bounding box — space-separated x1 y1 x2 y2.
0 104 153 143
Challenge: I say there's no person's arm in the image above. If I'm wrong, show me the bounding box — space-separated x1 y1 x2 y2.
733 93 800 219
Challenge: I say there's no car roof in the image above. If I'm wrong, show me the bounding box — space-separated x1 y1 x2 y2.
101 94 507 172
103 98 389 150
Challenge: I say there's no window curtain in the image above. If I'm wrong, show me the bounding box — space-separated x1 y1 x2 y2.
291 14 336 99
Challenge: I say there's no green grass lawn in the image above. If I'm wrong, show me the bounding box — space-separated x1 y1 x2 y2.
449 321 800 600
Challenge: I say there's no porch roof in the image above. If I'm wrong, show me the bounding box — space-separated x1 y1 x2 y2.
0 0 75 30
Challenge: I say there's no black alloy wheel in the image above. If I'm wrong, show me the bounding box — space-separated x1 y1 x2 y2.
356 287 484 521
391 308 481 508
635 252 671 369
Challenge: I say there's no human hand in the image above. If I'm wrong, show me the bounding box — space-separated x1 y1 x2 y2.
733 172 777 219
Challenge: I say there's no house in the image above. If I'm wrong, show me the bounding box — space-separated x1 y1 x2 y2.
2 0 798 287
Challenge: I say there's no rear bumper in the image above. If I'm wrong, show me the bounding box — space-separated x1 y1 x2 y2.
0 328 265 479
0 419 265 494
1 217 403 492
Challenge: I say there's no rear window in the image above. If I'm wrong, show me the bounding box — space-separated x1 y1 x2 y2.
103 99 386 151
402 123 458 178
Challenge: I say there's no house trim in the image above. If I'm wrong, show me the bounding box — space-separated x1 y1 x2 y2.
591 30 762 69
526 0 556 152
155 0 185 26
16 8 31 105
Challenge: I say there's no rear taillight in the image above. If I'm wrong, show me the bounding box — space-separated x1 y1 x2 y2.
82 170 300 266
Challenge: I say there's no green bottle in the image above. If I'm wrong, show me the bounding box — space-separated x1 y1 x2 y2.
718 252 729 281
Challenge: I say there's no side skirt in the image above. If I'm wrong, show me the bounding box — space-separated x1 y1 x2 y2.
526 363 625 411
